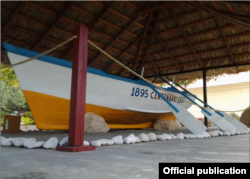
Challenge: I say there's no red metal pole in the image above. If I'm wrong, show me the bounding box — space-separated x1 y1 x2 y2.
56 23 95 152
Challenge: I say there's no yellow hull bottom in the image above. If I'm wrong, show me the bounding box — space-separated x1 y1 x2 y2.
23 90 176 130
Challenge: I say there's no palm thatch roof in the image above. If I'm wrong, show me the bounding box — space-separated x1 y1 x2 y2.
1 1 250 83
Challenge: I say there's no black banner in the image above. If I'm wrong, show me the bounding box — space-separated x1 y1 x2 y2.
159 163 249 178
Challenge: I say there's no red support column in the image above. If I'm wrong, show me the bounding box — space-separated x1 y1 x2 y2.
56 23 95 152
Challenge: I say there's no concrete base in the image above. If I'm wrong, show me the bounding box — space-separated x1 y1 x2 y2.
56 145 95 152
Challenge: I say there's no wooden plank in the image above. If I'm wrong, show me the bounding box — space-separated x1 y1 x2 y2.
122 1 140 10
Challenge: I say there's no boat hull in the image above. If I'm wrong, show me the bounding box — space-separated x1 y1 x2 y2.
3 42 193 130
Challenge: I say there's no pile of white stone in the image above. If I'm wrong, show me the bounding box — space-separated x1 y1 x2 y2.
1 128 249 149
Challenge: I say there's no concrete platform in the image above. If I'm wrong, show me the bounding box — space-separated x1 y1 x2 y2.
1 134 249 179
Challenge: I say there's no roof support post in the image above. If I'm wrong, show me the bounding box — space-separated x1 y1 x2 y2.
203 70 208 127
56 23 95 152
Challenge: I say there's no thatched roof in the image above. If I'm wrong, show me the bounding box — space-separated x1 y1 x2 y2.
1 1 250 83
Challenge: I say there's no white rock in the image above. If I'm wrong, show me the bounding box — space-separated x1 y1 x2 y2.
98 139 114 145
147 133 157 141
203 131 211 138
138 133 149 142
156 135 166 141
169 134 178 140
12 138 27 147
235 130 241 135
228 130 235 135
26 141 45 149
135 137 141 143
59 137 68 146
1 137 6 145
189 134 196 139
90 140 102 147
124 134 137 144
176 133 184 140
162 134 172 140
111 135 123 144
218 131 224 136
84 141 89 146
223 131 231 136
43 137 59 149
1 138 13 146
98 139 109 145
23 138 36 147
184 134 190 139
195 134 204 138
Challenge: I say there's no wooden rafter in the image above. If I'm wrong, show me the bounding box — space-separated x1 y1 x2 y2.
154 33 181 71
225 3 235 13
210 1 221 11
138 11 160 74
142 43 249 67
122 1 140 10
138 1 183 14
88 0 153 66
147 55 159 74
103 35 143 72
242 5 249 15
216 18 236 64
31 1 73 50
57 0 137 38
88 14 143 66
92 1 144 29
132 13 153 72
150 31 249 57
170 7 203 67
187 1 250 30
61 2 115 58
2 1 25 35
198 1 204 5
226 1 250 6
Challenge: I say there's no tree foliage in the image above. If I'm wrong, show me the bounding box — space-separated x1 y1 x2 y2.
1 64 29 112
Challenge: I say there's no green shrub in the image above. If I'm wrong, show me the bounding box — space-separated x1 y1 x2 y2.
1 111 8 126
23 111 33 119
22 116 35 127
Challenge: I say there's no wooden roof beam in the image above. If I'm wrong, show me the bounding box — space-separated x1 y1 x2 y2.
57 0 137 38
117 12 153 76
31 1 73 50
132 13 153 72
138 1 183 14
2 1 25 35
225 2 236 13
144 53 250 77
187 1 250 30
242 5 249 15
92 1 144 29
122 1 140 10
149 31 250 57
210 1 221 11
61 2 115 58
88 10 144 66
143 43 249 66
103 35 143 72
223 1 250 6
154 32 181 71
216 18 236 64
171 7 204 67
88 13 144 66
138 11 160 74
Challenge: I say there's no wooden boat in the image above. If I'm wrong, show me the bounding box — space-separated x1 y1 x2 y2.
3 42 195 130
